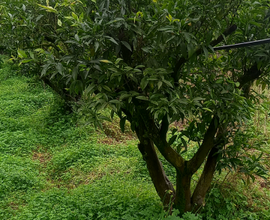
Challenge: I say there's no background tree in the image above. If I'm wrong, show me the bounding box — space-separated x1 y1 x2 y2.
1 0 270 215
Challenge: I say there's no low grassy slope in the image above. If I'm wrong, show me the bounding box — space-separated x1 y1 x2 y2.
1 58 270 220
0 60 172 220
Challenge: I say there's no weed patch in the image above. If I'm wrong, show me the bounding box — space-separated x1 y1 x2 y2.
0 154 45 198
1 58 270 219
11 177 164 220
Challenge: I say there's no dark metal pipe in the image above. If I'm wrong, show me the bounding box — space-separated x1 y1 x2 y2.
213 38 270 51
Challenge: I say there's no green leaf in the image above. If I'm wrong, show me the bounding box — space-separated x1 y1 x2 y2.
85 84 96 95
157 26 174 32
70 80 83 94
115 58 123 64
72 65 78 80
181 138 187 152
140 77 148 90
135 65 145 69
94 41 99 52
105 36 118 45
106 18 125 25
182 32 192 43
72 12 78 20
56 63 64 75
100 59 112 64
120 93 131 100
202 46 209 58
102 85 111 92
216 78 223 84
41 64 51 77
166 36 175 43
17 49 27 58
163 80 173 88
37 4 57 13
57 19 62 27
169 135 177 145
75 34 80 42
193 97 205 101
202 108 213 113
262 82 266 91
157 81 162 89
36 15 44 22
176 144 182 153
120 117 126 133
29 51 35 59
121 41 132 51
19 59 33 65
136 96 148 101
142 47 152 53
110 110 115 119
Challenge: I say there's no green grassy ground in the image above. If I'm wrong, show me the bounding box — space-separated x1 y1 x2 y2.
0 60 172 220
0 58 270 220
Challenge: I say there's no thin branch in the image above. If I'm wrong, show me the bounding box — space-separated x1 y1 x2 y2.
187 116 219 174
137 107 185 170
238 62 262 89
191 145 219 211
172 24 237 82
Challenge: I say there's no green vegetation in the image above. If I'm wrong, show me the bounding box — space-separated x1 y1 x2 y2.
0 59 160 219
0 58 201 219
0 57 270 219
1 0 270 217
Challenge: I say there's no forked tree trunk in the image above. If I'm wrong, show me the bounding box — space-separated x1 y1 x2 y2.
136 126 218 215
132 109 219 215
191 146 219 211
173 147 218 214
135 127 176 210
174 170 192 213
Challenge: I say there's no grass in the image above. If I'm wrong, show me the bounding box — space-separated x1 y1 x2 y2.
0 56 270 219
0 58 170 220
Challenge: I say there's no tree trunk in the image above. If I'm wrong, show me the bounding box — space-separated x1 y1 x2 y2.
191 146 219 211
174 169 192 214
132 108 220 215
135 127 175 210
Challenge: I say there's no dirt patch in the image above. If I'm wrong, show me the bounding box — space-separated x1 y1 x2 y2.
98 120 136 144
84 171 106 185
9 202 19 210
32 148 51 168
171 119 188 131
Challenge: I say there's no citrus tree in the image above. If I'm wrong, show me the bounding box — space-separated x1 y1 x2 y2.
1 0 270 214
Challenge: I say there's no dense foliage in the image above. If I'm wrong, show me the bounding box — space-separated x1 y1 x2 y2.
1 0 270 215
1 57 270 219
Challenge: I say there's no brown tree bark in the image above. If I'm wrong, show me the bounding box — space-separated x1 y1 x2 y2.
191 146 219 211
174 170 192 213
135 126 176 210
134 109 220 215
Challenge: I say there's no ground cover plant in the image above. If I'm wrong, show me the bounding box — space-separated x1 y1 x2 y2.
2 0 270 217
0 59 270 219
0 57 205 219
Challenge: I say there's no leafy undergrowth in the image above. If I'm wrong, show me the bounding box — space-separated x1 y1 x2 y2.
0 58 270 219
0 59 178 219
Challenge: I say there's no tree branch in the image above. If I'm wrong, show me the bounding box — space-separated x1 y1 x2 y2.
135 121 175 210
173 24 237 82
191 145 219 210
137 107 185 170
238 62 262 89
187 116 219 174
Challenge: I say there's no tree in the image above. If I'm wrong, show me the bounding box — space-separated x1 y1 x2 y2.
1 0 270 215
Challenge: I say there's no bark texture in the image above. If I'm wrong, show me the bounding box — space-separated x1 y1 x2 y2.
135 126 175 210
174 170 192 213
191 146 219 211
